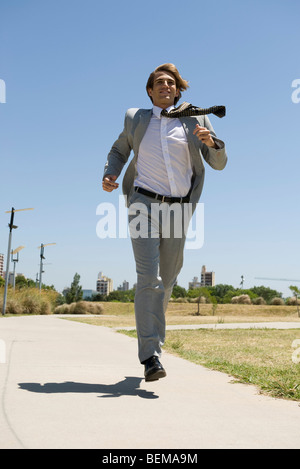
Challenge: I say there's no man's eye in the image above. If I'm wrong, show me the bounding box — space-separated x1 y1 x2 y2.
155 80 175 86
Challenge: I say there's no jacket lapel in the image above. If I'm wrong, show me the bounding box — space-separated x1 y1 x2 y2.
180 116 205 173
132 109 152 156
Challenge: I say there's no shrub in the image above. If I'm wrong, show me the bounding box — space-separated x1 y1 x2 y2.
174 297 189 303
252 297 266 305
189 296 207 304
0 287 57 315
5 298 23 315
231 294 252 305
270 297 284 305
54 304 71 314
69 301 88 314
286 297 300 306
91 303 104 314
21 295 41 314
40 300 52 315
55 301 104 315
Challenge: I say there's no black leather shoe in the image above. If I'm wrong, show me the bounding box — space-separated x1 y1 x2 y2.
143 356 166 382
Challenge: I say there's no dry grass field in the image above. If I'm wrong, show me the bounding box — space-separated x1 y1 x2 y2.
67 301 300 328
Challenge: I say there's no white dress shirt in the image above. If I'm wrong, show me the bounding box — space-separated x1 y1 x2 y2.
134 105 193 197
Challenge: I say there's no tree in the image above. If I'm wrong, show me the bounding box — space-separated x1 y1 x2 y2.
251 285 282 303
91 293 105 302
208 284 235 304
289 285 300 297
187 286 215 303
14 275 55 290
15 275 28 288
172 285 187 298
106 289 135 302
65 273 83 304
289 285 300 317
55 293 66 306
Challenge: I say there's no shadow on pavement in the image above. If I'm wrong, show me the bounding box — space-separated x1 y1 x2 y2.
18 376 159 399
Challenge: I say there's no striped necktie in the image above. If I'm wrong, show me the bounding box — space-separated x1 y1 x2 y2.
161 102 226 118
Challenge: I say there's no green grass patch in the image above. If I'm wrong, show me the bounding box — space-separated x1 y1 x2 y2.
120 328 300 401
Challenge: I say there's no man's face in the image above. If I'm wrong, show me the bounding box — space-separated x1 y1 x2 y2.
148 71 179 109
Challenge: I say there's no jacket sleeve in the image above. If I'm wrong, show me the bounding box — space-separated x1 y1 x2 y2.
103 111 133 179
200 115 227 171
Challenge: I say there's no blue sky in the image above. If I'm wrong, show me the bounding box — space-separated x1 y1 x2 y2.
0 0 299 297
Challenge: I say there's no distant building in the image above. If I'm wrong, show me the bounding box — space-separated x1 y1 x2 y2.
188 276 201 290
117 280 129 291
0 254 4 278
189 265 215 289
3 271 24 286
201 265 215 287
96 272 113 296
82 289 97 299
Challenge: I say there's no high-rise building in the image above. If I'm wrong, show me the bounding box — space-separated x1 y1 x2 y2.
0 254 4 278
201 265 215 287
117 280 129 291
189 266 215 289
96 272 113 296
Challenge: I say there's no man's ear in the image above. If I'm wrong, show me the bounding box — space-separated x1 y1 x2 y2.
147 87 153 98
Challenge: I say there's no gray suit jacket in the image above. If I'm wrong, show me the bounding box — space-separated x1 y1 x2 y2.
103 107 227 208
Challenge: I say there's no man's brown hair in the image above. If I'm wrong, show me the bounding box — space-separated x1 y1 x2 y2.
146 63 189 106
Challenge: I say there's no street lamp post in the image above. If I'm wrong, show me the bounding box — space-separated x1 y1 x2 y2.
2 207 33 315
11 246 25 290
38 243 56 291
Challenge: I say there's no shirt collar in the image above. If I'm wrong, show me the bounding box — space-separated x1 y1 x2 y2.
152 104 175 119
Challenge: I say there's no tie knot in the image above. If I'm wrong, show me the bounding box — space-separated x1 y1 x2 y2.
160 109 169 117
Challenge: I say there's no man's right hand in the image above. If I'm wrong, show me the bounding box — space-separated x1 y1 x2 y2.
102 175 119 192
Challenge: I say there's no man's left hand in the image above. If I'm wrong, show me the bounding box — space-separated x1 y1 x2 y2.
193 124 216 148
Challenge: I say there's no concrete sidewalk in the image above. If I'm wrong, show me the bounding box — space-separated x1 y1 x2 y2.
0 315 299 449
